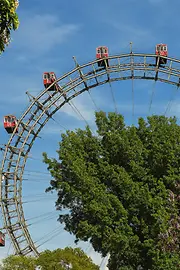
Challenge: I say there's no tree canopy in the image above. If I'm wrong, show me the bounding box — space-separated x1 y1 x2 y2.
0 0 19 53
43 112 180 270
0 255 36 270
0 247 99 270
37 247 99 270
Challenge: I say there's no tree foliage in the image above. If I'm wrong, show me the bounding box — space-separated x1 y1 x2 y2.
0 247 99 270
0 0 19 53
43 112 180 270
0 255 36 270
37 247 99 270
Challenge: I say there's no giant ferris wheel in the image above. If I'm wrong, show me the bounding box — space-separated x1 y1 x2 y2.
0 43 180 262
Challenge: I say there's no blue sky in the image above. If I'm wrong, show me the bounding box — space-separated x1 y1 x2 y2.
1 0 180 268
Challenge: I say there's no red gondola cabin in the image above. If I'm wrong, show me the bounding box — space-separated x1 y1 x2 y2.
0 232 5 247
96 46 109 67
43 72 57 91
155 44 168 65
4 115 18 134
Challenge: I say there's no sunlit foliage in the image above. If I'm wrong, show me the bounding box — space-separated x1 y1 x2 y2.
44 112 180 270
0 0 19 53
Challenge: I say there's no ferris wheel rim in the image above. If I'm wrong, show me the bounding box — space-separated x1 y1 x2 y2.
0 52 180 256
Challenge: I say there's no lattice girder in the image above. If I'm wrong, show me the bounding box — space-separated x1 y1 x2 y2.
0 53 180 256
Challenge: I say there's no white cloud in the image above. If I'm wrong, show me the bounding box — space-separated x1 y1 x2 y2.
109 23 156 50
59 93 96 123
42 124 65 135
0 77 39 105
60 101 95 122
13 13 80 56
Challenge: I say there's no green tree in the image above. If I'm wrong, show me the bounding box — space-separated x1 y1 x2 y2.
0 248 99 270
43 112 180 270
0 0 19 53
37 247 99 270
0 255 36 270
